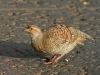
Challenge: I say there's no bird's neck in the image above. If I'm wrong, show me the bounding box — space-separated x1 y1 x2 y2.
31 32 43 50
31 32 43 41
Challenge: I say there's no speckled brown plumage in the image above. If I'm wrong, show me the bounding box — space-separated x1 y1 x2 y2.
25 24 93 64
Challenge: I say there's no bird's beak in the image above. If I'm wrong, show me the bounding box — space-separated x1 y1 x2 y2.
24 29 30 32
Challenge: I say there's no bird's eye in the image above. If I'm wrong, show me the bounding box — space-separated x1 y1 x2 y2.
30 28 33 30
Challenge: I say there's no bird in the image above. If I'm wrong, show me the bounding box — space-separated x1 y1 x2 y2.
24 24 93 64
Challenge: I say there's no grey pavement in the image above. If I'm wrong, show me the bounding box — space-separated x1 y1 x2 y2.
0 0 100 75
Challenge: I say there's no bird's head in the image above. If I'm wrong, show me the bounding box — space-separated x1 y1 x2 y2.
24 25 41 36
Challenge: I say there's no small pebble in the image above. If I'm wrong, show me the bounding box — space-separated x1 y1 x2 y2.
65 59 69 62
83 2 88 5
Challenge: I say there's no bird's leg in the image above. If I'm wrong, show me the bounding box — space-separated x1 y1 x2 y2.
45 54 64 64
52 54 64 64
45 55 57 64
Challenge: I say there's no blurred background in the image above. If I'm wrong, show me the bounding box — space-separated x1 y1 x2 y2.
0 0 99 75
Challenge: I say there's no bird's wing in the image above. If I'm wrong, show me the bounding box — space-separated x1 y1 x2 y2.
43 24 78 45
43 24 93 46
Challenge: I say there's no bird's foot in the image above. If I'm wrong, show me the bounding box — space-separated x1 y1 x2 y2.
44 54 64 65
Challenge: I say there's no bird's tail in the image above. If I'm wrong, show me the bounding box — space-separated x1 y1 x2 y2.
76 30 94 45
79 31 94 40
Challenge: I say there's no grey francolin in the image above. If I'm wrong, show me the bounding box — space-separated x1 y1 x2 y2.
25 24 93 64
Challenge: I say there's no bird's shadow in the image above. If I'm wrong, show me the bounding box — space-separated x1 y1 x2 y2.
0 40 45 58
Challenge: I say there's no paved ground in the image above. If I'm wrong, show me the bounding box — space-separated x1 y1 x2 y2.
0 0 100 75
